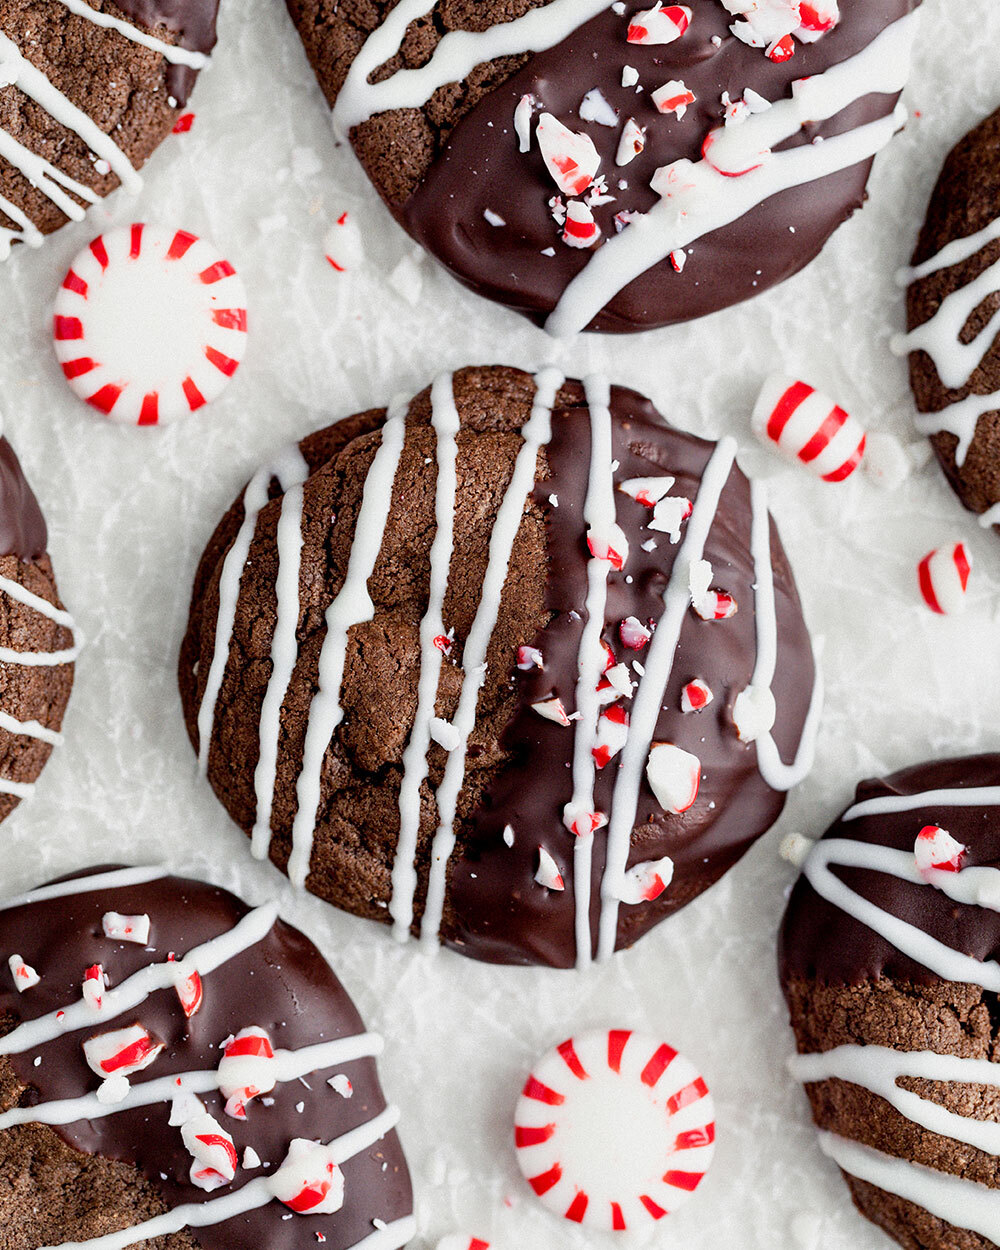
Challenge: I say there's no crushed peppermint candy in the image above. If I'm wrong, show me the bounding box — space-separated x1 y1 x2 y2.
82 963 106 1011
517 645 544 670
102 912 151 945
593 705 629 769
218 1026 277 1120
618 855 675 903
83 1023 164 1078
532 696 576 726
628 3 692 45
328 1073 354 1098
514 93 536 152
648 494 693 542
587 525 629 569
271 1139 346 1215
616 118 647 167
646 743 701 814
562 199 602 249
182 1112 239 1191
619 616 652 650
535 846 566 891
580 88 618 127
681 678 713 713
536 114 600 196
652 80 695 118
8 954 40 992
620 475 676 507
914 825 967 876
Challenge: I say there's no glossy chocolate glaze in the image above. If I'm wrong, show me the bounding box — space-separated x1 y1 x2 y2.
0 868 413 1249
395 0 919 332
0 438 47 562
447 382 815 965
779 754 1000 989
115 0 218 106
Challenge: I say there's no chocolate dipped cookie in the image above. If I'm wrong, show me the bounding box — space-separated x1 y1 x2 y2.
0 865 415 1249
780 755 1000 1250
0 432 75 822
0 0 219 257
285 0 919 335
179 364 819 969
895 109 1000 537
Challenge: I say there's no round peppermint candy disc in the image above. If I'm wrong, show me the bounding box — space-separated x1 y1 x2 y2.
515 1028 715 1231
53 224 248 426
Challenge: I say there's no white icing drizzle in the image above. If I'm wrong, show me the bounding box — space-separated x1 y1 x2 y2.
566 374 616 970
596 437 738 963
53 0 210 69
0 189 42 258
197 447 310 776
0 127 100 223
817 1132 1000 1245
250 480 306 859
0 1033 384 1130
37 1109 414 1250
0 710 62 746
0 32 142 195
332 0 611 136
893 210 1000 468
287 399 408 888
842 785 1000 823
0 901 279 1054
747 481 823 790
546 14 916 337
0 864 167 913
418 366 563 949
389 373 460 941
791 1045 1000 1157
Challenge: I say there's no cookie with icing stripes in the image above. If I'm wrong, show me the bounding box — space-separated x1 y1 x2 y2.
0 431 77 824
0 865 415 1249
894 108 1000 539
0 0 218 258
284 0 919 334
179 364 820 969
780 754 1000 1250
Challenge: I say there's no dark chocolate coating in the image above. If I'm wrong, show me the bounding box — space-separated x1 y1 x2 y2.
780 753 1000 990
115 0 218 105
0 868 413 1249
0 438 47 562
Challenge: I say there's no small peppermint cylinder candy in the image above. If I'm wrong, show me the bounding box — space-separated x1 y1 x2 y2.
218 1025 278 1119
751 375 866 482
182 1111 239 1191
917 543 972 615
271 1139 347 1215
53 224 248 427
515 1029 715 1230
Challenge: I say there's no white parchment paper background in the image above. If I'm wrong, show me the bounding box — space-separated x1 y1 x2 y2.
2 0 1000 1246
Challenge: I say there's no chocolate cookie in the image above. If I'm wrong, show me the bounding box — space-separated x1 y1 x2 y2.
0 435 76 823
779 755 1000 1250
284 0 919 335
895 109 1000 537
0 865 415 1249
179 364 819 969
0 0 218 257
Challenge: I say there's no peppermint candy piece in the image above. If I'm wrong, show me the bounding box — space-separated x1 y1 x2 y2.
616 118 646 168
53 224 248 426
182 1112 239 1192
797 1 840 40
597 662 635 704
271 1138 346 1215
587 525 629 569
914 825 968 876
652 80 695 118
323 211 363 274
515 1029 715 1229
535 847 565 891
646 743 700 814
562 200 602 250
648 495 692 542
514 94 536 152
752 375 866 482
619 476 676 507
917 543 972 615
102 911 151 945
82 963 106 1011
536 114 600 197
627 4 692 45
732 684 777 744
83 1024 164 1078
580 88 618 128
517 645 544 671
563 803 609 838
619 617 651 650
532 697 574 727
328 1073 353 1098
680 679 713 713
8 954 40 992
593 705 629 769
169 958 203 1019
618 856 675 904
692 591 737 622
218 1026 277 1120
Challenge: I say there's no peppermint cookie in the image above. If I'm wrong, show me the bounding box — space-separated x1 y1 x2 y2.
0 435 76 821
179 365 819 968
895 109 1000 536
285 0 919 335
0 0 218 258
0 865 414 1249
780 755 1000 1250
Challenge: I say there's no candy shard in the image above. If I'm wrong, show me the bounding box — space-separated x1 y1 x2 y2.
681 678 713 713
536 114 601 196
82 963 106 1011
618 855 675 903
619 617 652 650
562 199 602 249
914 825 968 876
535 846 565 891
593 705 629 769
102 911 151 945
218 1025 277 1120
271 1138 346 1215
646 743 701 814
616 118 646 167
182 1112 238 1191
652 80 695 118
587 524 629 569
619 475 676 507
732 684 777 743
627 4 692 45
8 954 40 992
580 88 618 127
514 93 536 152
751 374 866 482
532 697 575 727
83 1023 164 1078
917 543 972 615
648 494 692 542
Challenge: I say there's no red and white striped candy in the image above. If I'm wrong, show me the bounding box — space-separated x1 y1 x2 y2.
323 211 363 274
562 200 602 250
914 825 967 876
692 591 737 622
917 543 972 615
536 114 601 197
218 1026 277 1120
271 1138 346 1215
619 476 676 508
517 645 544 671
627 4 692 45
766 33 796 61
436 1238 491 1250
617 855 675 904
646 743 700 814
751 375 866 482
563 803 609 838
82 963 106 1011
182 1111 238 1191
53 224 248 426
616 118 646 167
619 617 651 650
83 1023 164 1078
168 956 203 1019
515 1028 715 1230
652 80 695 118
593 705 629 769
597 662 635 705
102 911 151 945
535 846 565 891
680 679 713 713
532 697 574 727
587 525 629 569
797 1 840 40
8 954 39 992
648 495 692 542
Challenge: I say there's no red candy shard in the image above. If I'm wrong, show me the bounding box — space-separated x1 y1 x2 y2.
536 114 601 196
271 1139 346 1215
627 4 692 45
83 1023 164 1077
535 846 565 891
914 824 968 876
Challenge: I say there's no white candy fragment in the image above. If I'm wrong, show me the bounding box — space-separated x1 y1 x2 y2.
618 855 675 903
102 912 150 945
646 743 701 814
536 114 601 196
532 697 575 727
586 524 629 569
652 80 695 118
182 1112 238 1192
8 954 39 992
535 846 565 891
243 1146 262 1169
597 662 635 704
616 118 647 167
914 825 967 876
648 494 692 542
619 476 675 506
580 88 618 127
732 684 777 743
592 705 629 769
514 93 536 152
327 1073 353 1098
621 65 640 88
218 1026 277 1120
96 1075 131 1105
